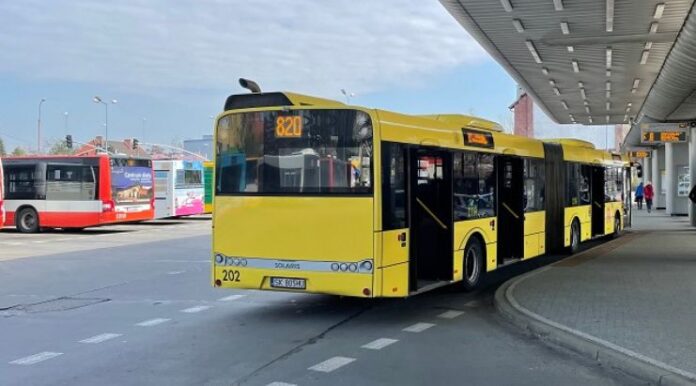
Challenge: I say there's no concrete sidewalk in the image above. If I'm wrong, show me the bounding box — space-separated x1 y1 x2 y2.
496 210 696 385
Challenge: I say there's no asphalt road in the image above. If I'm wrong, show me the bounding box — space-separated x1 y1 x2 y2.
0 219 642 386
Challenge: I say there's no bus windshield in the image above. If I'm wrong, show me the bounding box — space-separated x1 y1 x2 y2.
216 109 373 195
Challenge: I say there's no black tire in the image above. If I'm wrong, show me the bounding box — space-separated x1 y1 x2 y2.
16 207 40 233
613 215 621 238
461 236 485 291
569 219 581 254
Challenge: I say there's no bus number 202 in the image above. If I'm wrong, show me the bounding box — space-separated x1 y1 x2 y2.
222 269 241 282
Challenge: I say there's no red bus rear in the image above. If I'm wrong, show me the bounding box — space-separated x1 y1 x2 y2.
2 154 154 232
0 156 5 228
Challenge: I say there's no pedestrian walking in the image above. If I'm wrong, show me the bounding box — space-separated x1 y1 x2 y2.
635 182 644 210
644 181 654 213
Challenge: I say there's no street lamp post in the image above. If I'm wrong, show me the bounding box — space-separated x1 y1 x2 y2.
64 112 69 134
37 98 46 153
93 96 117 151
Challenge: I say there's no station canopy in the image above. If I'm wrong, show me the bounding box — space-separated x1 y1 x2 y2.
440 0 696 137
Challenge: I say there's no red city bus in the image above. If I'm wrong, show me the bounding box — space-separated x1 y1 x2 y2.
0 156 5 229
2 154 154 232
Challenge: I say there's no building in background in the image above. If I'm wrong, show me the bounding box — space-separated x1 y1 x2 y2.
183 135 213 161
75 136 148 157
509 86 534 138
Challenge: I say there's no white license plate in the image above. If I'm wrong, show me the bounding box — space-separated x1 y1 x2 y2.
270 277 306 289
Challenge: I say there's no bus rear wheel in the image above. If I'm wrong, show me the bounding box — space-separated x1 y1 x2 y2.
461 237 484 291
569 220 580 254
16 207 40 233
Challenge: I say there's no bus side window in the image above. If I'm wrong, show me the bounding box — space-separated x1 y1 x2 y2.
381 142 407 230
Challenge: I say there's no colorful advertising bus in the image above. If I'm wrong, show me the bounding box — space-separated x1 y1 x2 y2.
211 91 630 298
2 155 154 232
203 160 214 213
153 160 205 218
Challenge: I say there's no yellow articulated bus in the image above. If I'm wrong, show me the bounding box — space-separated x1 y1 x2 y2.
211 90 631 298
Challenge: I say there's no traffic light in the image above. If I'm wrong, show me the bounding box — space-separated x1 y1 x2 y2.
634 162 643 178
132 138 139 150
65 135 73 149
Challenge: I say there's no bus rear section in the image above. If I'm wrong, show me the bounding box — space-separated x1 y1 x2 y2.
212 108 376 297
153 160 204 218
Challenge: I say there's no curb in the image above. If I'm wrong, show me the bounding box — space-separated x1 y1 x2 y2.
494 245 696 386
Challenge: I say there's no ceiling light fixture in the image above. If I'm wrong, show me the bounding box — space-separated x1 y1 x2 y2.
553 87 561 96
606 0 615 32
567 46 574 53
654 3 665 19
580 88 587 99
640 50 650 64
606 90 611 98
631 88 638 94
633 78 641 88
650 22 659 34
512 19 525 33
541 67 549 75
606 47 612 69
560 22 570 35
500 0 513 12
572 60 580 73
606 81 611 91
561 100 569 110
549 79 557 86
588 116 594 124
525 40 543 63
606 115 611 123
606 70 612 77
606 102 611 110
645 41 653 49
554 0 564 11
585 106 591 114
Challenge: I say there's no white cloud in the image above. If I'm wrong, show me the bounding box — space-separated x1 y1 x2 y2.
0 0 486 97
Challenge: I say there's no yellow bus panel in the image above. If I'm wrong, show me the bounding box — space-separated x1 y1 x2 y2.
381 262 409 297
523 211 545 259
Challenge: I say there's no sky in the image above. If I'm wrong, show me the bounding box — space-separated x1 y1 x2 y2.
0 0 614 152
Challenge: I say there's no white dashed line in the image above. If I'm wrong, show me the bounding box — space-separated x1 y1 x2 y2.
402 322 435 333
167 270 185 275
438 310 465 319
79 333 122 344
9 352 63 365
181 305 211 313
308 356 356 373
218 294 245 302
266 382 297 386
361 338 399 350
136 318 171 327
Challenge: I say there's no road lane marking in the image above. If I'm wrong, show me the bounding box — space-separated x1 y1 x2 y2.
136 318 171 327
218 294 245 302
181 305 211 313
9 352 63 365
438 310 465 319
167 270 185 275
79 333 122 344
361 338 398 350
403 322 435 333
266 383 297 386
308 356 356 372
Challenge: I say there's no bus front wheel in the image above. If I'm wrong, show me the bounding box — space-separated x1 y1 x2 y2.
16 207 40 233
461 236 485 291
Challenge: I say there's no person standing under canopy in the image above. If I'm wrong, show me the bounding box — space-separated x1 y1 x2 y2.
635 182 644 210
644 181 655 213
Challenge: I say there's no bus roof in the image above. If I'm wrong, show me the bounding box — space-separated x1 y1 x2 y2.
219 91 629 166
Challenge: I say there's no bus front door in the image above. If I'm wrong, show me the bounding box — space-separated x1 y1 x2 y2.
497 156 524 262
409 149 453 291
591 167 605 236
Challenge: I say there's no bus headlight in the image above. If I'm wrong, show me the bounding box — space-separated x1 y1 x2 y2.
359 260 373 272
215 254 225 264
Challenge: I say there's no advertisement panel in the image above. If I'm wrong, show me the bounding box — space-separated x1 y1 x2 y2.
111 166 154 212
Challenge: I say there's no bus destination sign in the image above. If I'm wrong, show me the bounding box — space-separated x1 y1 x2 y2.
462 128 495 148
641 130 687 143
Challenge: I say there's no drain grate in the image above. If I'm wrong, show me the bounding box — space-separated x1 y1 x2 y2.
0 297 110 317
